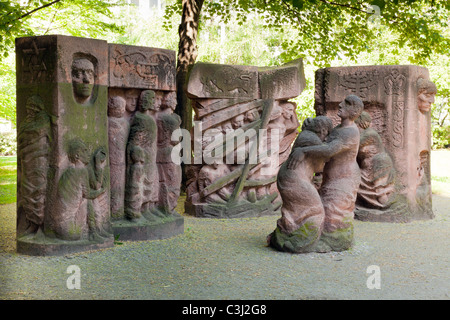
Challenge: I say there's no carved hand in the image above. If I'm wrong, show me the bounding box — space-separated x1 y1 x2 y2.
287 148 305 170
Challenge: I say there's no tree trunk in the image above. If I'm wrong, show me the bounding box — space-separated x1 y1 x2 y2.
175 0 204 191
175 0 204 133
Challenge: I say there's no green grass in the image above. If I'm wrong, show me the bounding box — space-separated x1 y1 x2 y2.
0 156 17 204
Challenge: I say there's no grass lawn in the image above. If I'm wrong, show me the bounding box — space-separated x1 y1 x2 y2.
0 150 449 206
0 156 16 204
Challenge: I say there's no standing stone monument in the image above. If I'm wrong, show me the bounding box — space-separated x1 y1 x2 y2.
314 65 436 222
16 35 114 255
16 36 184 255
107 44 183 241
184 59 305 218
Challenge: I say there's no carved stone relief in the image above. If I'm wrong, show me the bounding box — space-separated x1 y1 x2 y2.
314 65 435 222
185 60 305 218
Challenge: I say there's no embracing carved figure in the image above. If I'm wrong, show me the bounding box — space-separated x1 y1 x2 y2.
270 116 333 253
270 95 364 253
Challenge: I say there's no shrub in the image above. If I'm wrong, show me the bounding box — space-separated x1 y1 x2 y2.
0 131 17 156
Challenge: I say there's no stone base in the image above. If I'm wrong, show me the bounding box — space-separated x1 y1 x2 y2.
269 224 354 254
355 194 434 223
112 212 184 241
185 194 282 218
16 233 114 256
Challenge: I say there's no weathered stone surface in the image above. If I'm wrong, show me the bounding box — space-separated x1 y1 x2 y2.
258 59 306 100
109 43 176 90
315 65 435 222
108 43 183 241
16 36 183 254
186 62 259 99
16 35 113 255
185 60 305 218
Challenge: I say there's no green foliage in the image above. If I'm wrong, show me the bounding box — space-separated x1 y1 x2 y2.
0 55 16 126
165 0 450 67
0 0 125 60
0 131 16 156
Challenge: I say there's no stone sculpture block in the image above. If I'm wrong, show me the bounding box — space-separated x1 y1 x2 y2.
184 59 305 218
314 65 435 222
16 35 113 255
107 44 183 241
16 36 183 255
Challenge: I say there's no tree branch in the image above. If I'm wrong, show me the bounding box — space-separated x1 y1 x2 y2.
317 0 370 14
16 0 62 22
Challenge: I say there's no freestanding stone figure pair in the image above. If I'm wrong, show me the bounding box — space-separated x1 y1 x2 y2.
269 95 364 253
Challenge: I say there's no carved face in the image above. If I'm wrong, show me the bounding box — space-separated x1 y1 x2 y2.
162 92 177 111
281 103 295 120
71 59 95 101
418 90 436 113
68 139 89 165
338 95 364 121
337 100 351 120
231 114 244 129
417 79 437 113
245 110 256 123
139 90 157 112
108 96 126 118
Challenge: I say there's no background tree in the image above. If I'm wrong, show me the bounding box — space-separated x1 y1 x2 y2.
165 0 450 132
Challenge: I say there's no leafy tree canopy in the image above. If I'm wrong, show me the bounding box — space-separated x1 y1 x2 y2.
165 0 450 67
0 0 125 59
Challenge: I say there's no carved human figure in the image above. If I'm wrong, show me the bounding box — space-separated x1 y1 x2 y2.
279 101 299 134
71 58 95 104
108 96 130 219
198 162 232 204
270 116 334 253
156 91 182 214
355 111 396 208
51 138 106 241
287 95 364 251
417 78 437 113
17 95 51 235
124 90 159 219
244 109 260 125
231 114 245 129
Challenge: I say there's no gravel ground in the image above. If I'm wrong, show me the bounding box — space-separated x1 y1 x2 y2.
0 195 449 300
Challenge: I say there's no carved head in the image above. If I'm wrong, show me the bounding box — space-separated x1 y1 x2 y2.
355 111 372 131
162 91 177 111
71 58 95 102
139 90 158 112
338 95 364 121
417 78 437 113
67 138 89 165
309 116 334 142
108 96 126 118
231 114 245 129
281 102 296 120
245 109 259 123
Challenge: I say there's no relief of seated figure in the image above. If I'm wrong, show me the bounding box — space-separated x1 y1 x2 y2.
355 111 396 209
